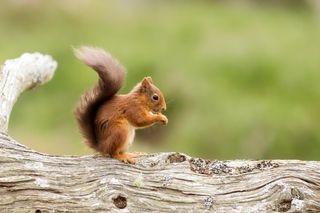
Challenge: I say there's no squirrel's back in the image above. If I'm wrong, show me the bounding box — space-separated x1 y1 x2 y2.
74 46 126 149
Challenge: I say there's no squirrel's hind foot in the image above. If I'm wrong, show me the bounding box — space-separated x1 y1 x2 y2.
112 153 136 164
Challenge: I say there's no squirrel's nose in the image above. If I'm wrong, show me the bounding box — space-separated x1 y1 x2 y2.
162 105 167 111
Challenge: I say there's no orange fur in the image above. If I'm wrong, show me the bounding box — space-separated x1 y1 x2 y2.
74 47 167 164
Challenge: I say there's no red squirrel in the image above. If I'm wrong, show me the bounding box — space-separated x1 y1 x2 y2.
74 46 168 164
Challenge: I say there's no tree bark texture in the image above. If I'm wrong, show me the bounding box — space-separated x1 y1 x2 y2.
0 53 320 213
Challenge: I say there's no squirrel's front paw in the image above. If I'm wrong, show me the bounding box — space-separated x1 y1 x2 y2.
158 114 168 125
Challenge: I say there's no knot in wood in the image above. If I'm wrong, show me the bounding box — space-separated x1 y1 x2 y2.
113 195 127 209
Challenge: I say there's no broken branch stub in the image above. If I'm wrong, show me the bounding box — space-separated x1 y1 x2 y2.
0 52 57 133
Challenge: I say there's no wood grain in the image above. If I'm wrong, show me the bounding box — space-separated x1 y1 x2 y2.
1 135 320 212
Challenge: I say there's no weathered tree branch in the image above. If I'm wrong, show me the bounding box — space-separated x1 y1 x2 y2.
0 53 57 133
0 53 320 212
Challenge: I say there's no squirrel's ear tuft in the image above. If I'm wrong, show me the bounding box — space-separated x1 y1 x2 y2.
146 76 153 84
141 77 152 88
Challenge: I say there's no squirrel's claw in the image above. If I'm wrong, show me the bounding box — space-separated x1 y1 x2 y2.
113 153 136 164
160 114 168 125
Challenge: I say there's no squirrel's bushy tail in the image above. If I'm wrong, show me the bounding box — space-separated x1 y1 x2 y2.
74 46 126 149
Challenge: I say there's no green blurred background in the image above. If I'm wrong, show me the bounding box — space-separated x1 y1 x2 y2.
1 0 320 160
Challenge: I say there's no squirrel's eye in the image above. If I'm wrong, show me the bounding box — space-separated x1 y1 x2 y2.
152 94 159 101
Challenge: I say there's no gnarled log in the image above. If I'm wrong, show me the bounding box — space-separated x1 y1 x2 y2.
0 53 319 212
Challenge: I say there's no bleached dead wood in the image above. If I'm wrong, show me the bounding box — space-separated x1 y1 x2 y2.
0 52 320 213
0 53 57 133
